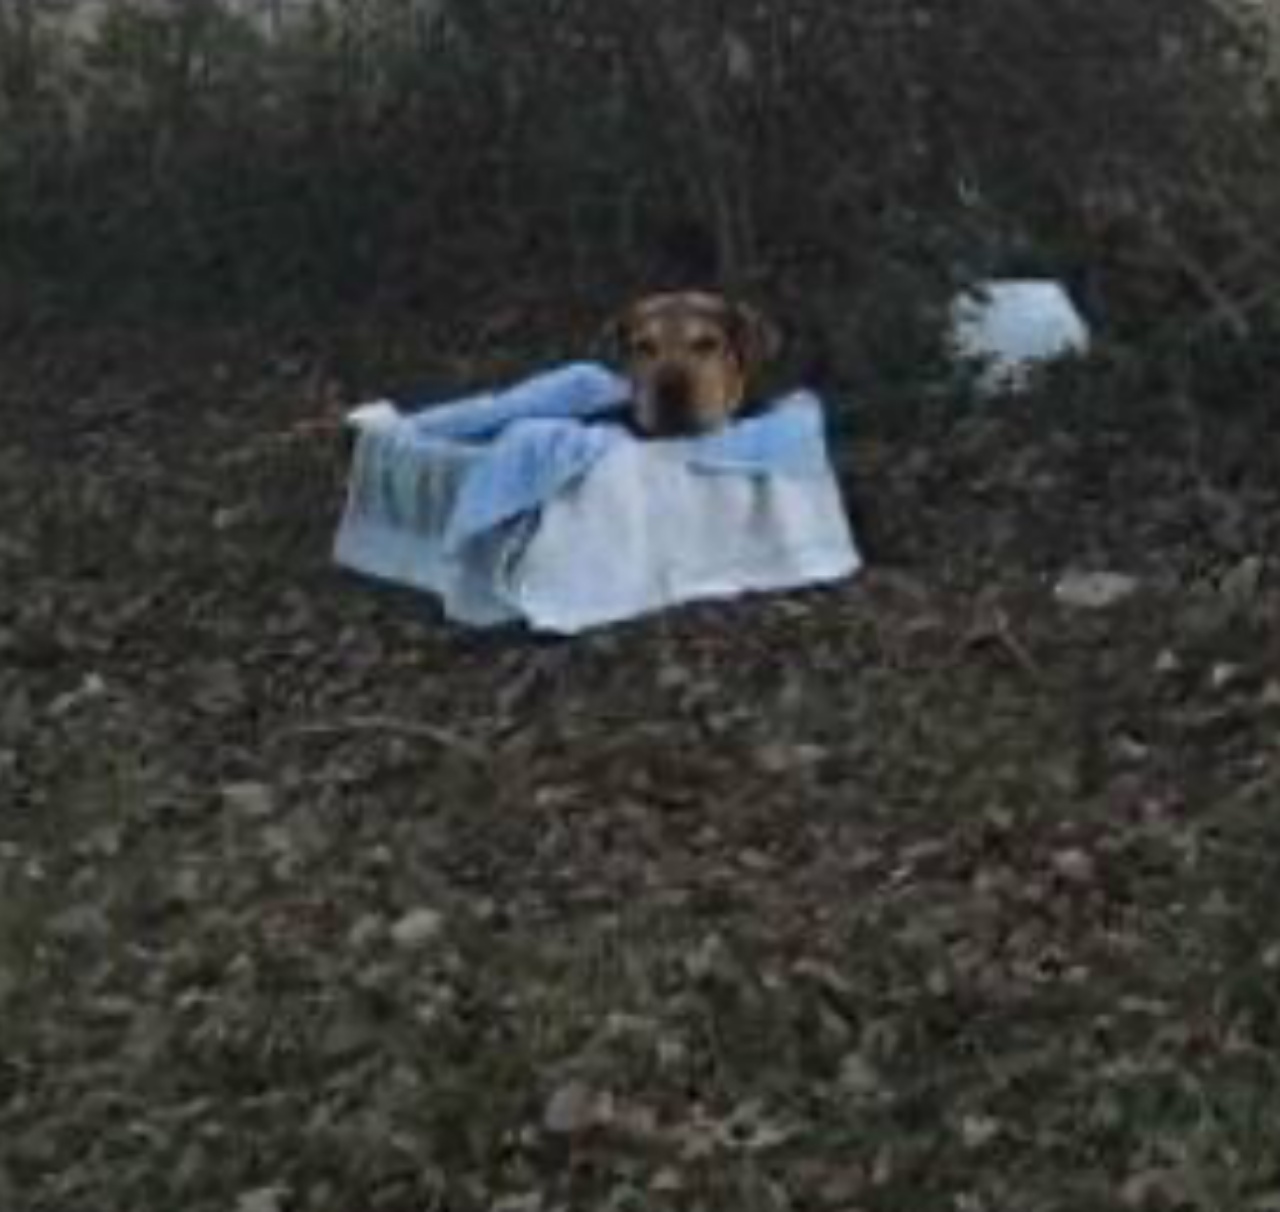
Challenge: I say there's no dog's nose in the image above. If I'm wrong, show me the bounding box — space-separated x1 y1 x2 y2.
652 365 695 432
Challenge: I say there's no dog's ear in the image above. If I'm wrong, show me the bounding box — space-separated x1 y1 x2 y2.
729 302 783 377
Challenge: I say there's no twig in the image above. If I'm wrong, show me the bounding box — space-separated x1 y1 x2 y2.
949 605 1043 682
989 606 1043 683
268 715 489 763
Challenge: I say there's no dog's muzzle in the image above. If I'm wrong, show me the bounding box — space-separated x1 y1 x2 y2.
651 365 696 435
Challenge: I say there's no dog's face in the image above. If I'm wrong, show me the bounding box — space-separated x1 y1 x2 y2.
607 292 780 436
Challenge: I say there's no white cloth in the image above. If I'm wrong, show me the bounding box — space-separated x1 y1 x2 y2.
510 437 860 633
332 369 862 634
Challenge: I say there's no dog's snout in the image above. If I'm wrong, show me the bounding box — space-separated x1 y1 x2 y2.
650 376 701 437
649 364 701 435
653 364 692 413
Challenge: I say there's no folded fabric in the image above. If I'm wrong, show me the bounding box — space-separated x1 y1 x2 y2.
444 416 625 553
400 361 629 440
686 393 830 477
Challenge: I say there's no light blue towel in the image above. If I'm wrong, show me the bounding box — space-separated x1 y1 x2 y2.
402 361 630 441
689 391 829 477
389 362 835 552
392 363 630 553
444 416 626 553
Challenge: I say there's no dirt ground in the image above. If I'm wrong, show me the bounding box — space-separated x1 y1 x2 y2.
4 320 1280 1212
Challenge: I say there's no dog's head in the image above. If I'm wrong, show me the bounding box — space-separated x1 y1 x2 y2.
605 291 781 436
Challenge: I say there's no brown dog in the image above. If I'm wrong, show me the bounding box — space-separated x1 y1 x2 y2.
607 291 781 437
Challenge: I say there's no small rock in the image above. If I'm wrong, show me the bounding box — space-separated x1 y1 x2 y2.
1052 847 1097 885
1209 662 1242 691
1053 570 1140 610
235 1186 288 1212
491 1196 543 1212
221 781 276 818
390 908 445 950
212 505 249 531
650 1166 685 1193
168 868 203 906
542 1080 601 1135
192 660 246 714
1218 555 1263 610
47 903 109 943
657 662 693 691
838 1053 884 1098
684 933 732 982
1113 733 1150 763
959 1114 1001 1148
738 848 775 872
656 1035 688 1069
346 913 384 949
755 742 799 774
1119 1168 1180 1209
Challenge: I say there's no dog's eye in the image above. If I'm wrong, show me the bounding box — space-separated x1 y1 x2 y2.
690 335 723 357
631 338 659 361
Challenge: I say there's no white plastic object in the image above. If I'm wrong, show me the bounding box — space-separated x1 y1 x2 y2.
950 280 1090 392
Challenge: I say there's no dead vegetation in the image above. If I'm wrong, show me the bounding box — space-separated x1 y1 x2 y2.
4 2 1280 1210
4 318 1280 1212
